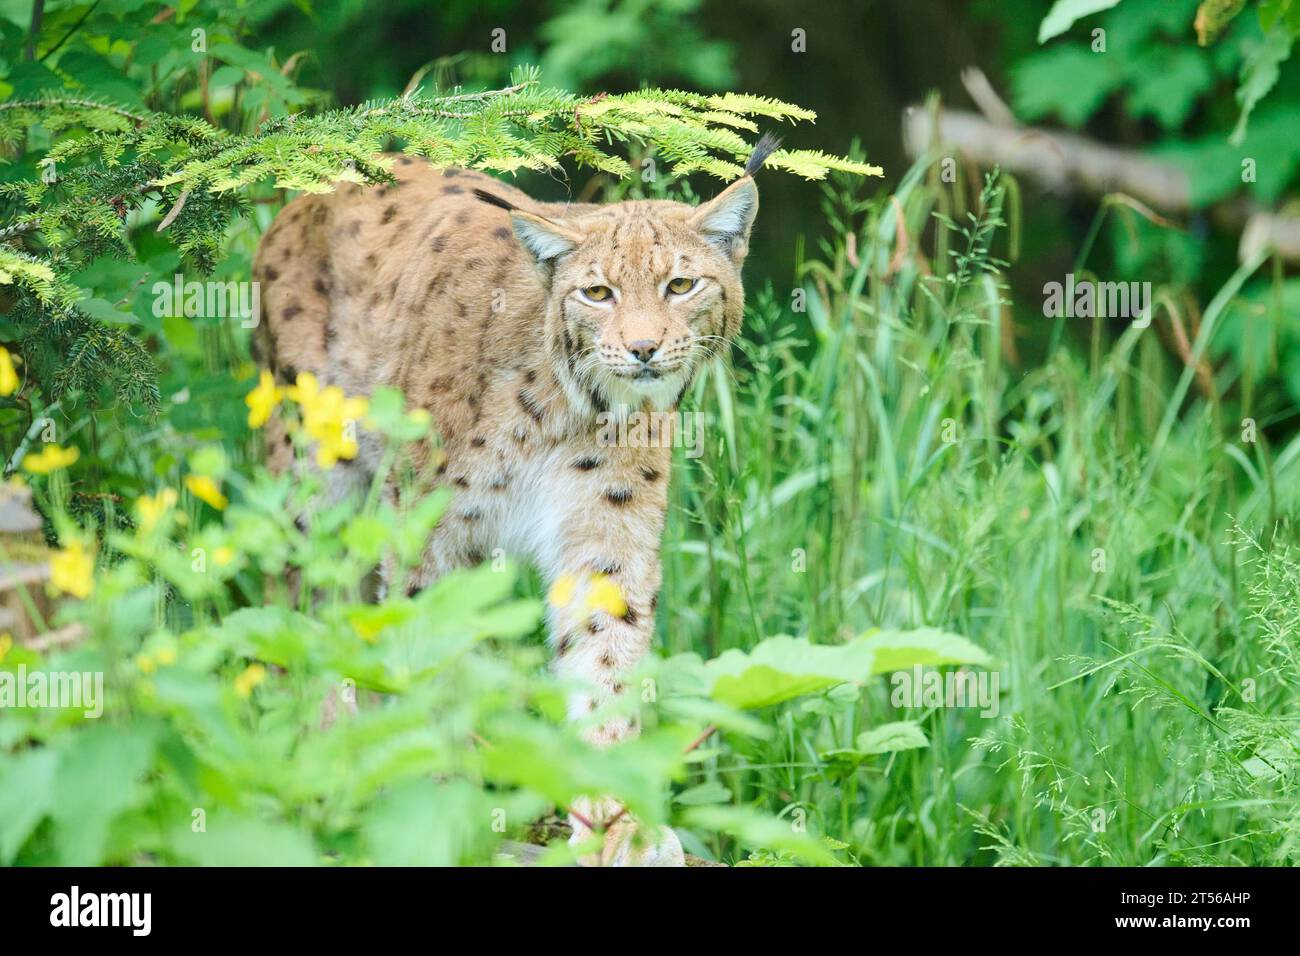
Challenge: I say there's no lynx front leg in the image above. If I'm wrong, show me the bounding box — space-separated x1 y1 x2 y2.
546 495 684 866
547 523 662 743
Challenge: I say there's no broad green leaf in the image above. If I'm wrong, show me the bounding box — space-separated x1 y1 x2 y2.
703 635 876 709
0 748 58 863
861 628 993 674
700 630 988 709
1127 46 1214 128
51 723 157 865
1012 45 1128 126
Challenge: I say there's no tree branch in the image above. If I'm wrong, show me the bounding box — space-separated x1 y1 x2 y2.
903 104 1300 263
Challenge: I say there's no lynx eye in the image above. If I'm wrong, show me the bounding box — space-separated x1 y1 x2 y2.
667 276 696 295
581 285 613 303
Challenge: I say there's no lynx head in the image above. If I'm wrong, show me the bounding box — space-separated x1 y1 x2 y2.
478 135 778 412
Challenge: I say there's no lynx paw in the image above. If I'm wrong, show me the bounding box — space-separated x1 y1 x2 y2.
568 797 685 867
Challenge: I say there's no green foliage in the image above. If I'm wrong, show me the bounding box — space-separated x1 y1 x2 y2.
1024 0 1300 144
4 0 1300 870
652 154 1300 865
537 0 736 91
0 0 878 423
0 388 972 866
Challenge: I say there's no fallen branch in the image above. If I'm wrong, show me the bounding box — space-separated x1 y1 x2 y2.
902 104 1300 263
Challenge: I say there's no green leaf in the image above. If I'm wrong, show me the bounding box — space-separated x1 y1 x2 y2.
363 779 520 866
1231 23 1294 144
703 635 876 709
1038 0 1124 43
699 630 988 709
162 313 201 359
856 720 930 754
169 815 318 866
217 606 322 668
1126 47 1214 128
860 627 992 673
0 748 58 863
1012 45 1128 126
51 723 157 865
673 781 732 806
480 721 688 823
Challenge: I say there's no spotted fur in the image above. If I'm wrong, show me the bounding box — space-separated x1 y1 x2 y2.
253 154 764 864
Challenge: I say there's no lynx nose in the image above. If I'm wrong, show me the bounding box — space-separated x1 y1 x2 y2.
626 339 659 364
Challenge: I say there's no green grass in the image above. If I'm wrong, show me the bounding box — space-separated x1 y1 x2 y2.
6 157 1298 868
657 161 1300 865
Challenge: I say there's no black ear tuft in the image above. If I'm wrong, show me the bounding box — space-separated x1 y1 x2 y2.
743 132 783 177
472 188 518 212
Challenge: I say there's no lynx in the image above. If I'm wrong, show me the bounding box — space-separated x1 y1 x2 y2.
252 136 777 865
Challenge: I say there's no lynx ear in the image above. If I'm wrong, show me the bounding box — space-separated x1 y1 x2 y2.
471 188 581 264
511 211 582 263
689 177 759 259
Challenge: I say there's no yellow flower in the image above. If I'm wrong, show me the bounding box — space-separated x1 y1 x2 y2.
136 652 157 674
234 663 267 698
22 444 79 475
282 369 320 406
136 488 179 533
548 573 578 608
0 633 12 664
156 646 177 666
285 371 369 469
185 474 228 510
245 369 282 428
585 574 627 618
0 345 18 396
213 546 235 566
50 539 94 599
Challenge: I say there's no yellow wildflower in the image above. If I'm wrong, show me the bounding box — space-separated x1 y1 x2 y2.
234 663 267 698
213 546 235 566
585 574 627 618
50 539 94 599
22 444 79 474
548 573 578 608
136 653 157 674
136 488 179 533
185 474 228 510
0 633 12 664
0 345 18 396
283 369 320 406
156 646 177 666
285 371 368 468
245 369 282 428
